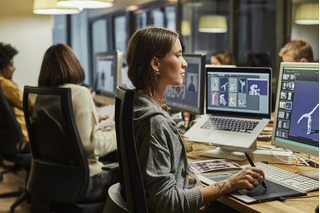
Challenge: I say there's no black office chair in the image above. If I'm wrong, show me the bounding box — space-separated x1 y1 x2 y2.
104 85 148 213
0 82 31 212
23 86 112 213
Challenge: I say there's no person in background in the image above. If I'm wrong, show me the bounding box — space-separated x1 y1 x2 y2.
37 44 117 202
279 39 313 62
127 26 265 213
0 43 29 153
211 50 236 65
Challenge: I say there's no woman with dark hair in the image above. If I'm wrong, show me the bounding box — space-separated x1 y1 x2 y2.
37 44 117 201
127 26 265 213
0 43 29 152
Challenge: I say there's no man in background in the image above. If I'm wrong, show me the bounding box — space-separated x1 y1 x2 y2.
279 39 314 62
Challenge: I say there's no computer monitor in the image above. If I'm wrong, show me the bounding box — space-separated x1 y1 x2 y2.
120 65 135 89
272 62 319 157
192 66 272 160
94 51 123 98
164 54 206 116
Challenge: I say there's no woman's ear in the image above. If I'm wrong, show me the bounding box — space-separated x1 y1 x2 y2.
150 56 160 73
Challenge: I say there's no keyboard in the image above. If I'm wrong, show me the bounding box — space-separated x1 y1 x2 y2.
200 117 259 133
243 162 319 193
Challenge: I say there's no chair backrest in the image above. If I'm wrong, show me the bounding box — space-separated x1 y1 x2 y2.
115 85 148 213
23 86 89 203
0 82 23 154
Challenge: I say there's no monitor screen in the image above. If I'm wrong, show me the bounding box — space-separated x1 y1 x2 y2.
120 65 135 89
94 51 123 98
164 54 206 115
206 66 271 118
272 62 319 157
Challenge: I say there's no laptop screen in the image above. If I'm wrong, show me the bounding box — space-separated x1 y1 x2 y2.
206 66 271 118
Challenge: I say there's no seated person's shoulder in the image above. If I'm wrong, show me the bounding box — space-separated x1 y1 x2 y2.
63 84 91 95
150 113 176 131
0 77 17 89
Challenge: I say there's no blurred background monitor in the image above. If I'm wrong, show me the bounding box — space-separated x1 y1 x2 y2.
94 51 123 98
164 54 206 116
272 62 319 157
120 65 135 90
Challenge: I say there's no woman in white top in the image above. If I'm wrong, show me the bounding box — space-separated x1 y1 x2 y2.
37 44 117 202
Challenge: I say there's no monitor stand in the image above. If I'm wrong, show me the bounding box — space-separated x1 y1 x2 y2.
200 147 247 161
187 113 196 130
199 143 256 161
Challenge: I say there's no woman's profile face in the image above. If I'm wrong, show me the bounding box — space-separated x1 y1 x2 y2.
0 59 15 80
157 39 187 87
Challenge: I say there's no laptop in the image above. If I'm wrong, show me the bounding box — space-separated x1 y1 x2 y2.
184 66 271 155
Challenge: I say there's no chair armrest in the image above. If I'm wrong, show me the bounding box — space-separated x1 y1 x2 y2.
102 162 119 172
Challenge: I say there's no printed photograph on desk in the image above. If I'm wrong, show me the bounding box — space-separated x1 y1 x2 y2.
189 159 241 174
96 105 115 132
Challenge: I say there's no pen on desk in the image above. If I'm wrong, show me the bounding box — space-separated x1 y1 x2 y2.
245 152 267 190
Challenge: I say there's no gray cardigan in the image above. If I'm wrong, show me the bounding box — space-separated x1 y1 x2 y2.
133 92 202 213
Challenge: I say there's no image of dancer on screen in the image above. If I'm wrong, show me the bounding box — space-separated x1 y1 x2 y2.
297 103 319 135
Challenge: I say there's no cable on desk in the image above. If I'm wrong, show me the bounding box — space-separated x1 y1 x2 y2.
257 145 319 167
293 152 319 167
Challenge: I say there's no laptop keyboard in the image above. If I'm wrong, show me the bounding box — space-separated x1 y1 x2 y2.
200 117 259 133
243 162 319 193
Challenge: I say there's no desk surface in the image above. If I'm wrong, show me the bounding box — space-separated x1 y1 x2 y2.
187 142 319 213
94 94 115 106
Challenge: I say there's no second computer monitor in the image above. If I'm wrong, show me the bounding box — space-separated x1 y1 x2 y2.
272 62 319 157
94 51 123 98
164 54 206 115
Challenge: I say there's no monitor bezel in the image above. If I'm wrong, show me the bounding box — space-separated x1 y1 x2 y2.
165 53 206 115
271 62 319 157
94 51 121 99
205 66 272 119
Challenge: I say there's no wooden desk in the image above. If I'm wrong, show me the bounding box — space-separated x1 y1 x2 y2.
187 142 319 213
94 94 115 106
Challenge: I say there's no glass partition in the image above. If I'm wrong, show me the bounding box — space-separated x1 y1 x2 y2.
114 15 127 54
181 0 230 63
71 11 90 86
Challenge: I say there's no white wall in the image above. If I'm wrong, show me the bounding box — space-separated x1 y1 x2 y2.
0 0 52 90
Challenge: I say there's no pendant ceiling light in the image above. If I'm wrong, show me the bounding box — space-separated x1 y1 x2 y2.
33 0 80 15
295 3 319 25
198 15 227 33
181 20 191 36
57 0 113 9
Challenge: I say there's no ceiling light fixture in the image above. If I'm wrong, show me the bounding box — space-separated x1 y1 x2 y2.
57 0 113 9
199 15 227 33
33 0 80 15
295 3 319 25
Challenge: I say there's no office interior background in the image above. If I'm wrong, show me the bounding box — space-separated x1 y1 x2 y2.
0 0 318 98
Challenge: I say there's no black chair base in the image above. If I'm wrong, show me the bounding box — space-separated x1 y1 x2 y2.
0 188 31 212
0 158 31 212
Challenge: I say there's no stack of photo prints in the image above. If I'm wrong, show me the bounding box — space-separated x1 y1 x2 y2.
189 159 241 174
